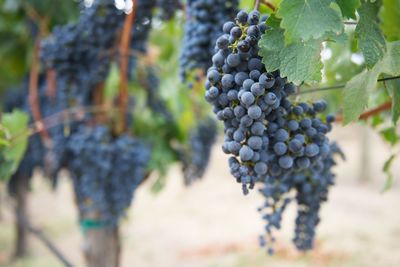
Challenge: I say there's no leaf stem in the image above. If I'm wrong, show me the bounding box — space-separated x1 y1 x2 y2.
344 21 358 25
260 0 276 11
296 75 400 95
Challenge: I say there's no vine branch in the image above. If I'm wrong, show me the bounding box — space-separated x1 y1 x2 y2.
254 0 261 10
28 37 51 144
118 1 137 133
46 69 57 100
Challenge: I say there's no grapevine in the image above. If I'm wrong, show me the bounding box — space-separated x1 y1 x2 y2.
0 0 400 266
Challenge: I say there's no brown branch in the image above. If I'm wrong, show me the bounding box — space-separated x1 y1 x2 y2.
254 0 261 10
29 37 51 144
46 69 57 100
23 3 49 36
260 0 276 11
118 3 137 133
335 101 392 123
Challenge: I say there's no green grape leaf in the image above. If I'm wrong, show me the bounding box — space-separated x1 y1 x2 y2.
371 115 384 127
343 41 400 123
379 41 400 75
382 154 396 192
335 0 361 19
343 68 380 124
260 14 284 70
0 110 29 181
385 78 400 125
324 30 349 44
0 138 10 147
278 40 323 84
276 0 343 43
259 16 323 84
380 127 398 145
355 0 386 68
379 0 400 41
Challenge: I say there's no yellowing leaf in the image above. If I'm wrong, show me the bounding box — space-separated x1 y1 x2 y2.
379 0 400 41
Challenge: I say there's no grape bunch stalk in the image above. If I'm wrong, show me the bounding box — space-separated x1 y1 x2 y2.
205 9 343 252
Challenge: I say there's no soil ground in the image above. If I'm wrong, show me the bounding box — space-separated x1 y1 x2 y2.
1 124 400 267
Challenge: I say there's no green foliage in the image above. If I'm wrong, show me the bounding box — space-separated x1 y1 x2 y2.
0 0 79 93
336 0 360 19
385 78 400 124
382 154 396 192
343 41 400 124
259 15 324 84
276 0 343 43
379 0 400 41
324 31 364 83
343 68 380 124
355 0 386 69
0 110 29 182
380 127 398 145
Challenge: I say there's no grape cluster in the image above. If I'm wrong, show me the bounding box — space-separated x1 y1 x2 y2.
259 142 344 252
179 0 238 80
37 0 127 176
181 117 217 185
141 66 174 122
205 9 343 252
40 0 125 106
67 125 151 226
157 0 181 20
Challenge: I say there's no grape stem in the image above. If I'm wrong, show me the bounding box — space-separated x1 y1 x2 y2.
344 21 358 25
118 0 138 133
254 0 261 11
260 0 276 11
